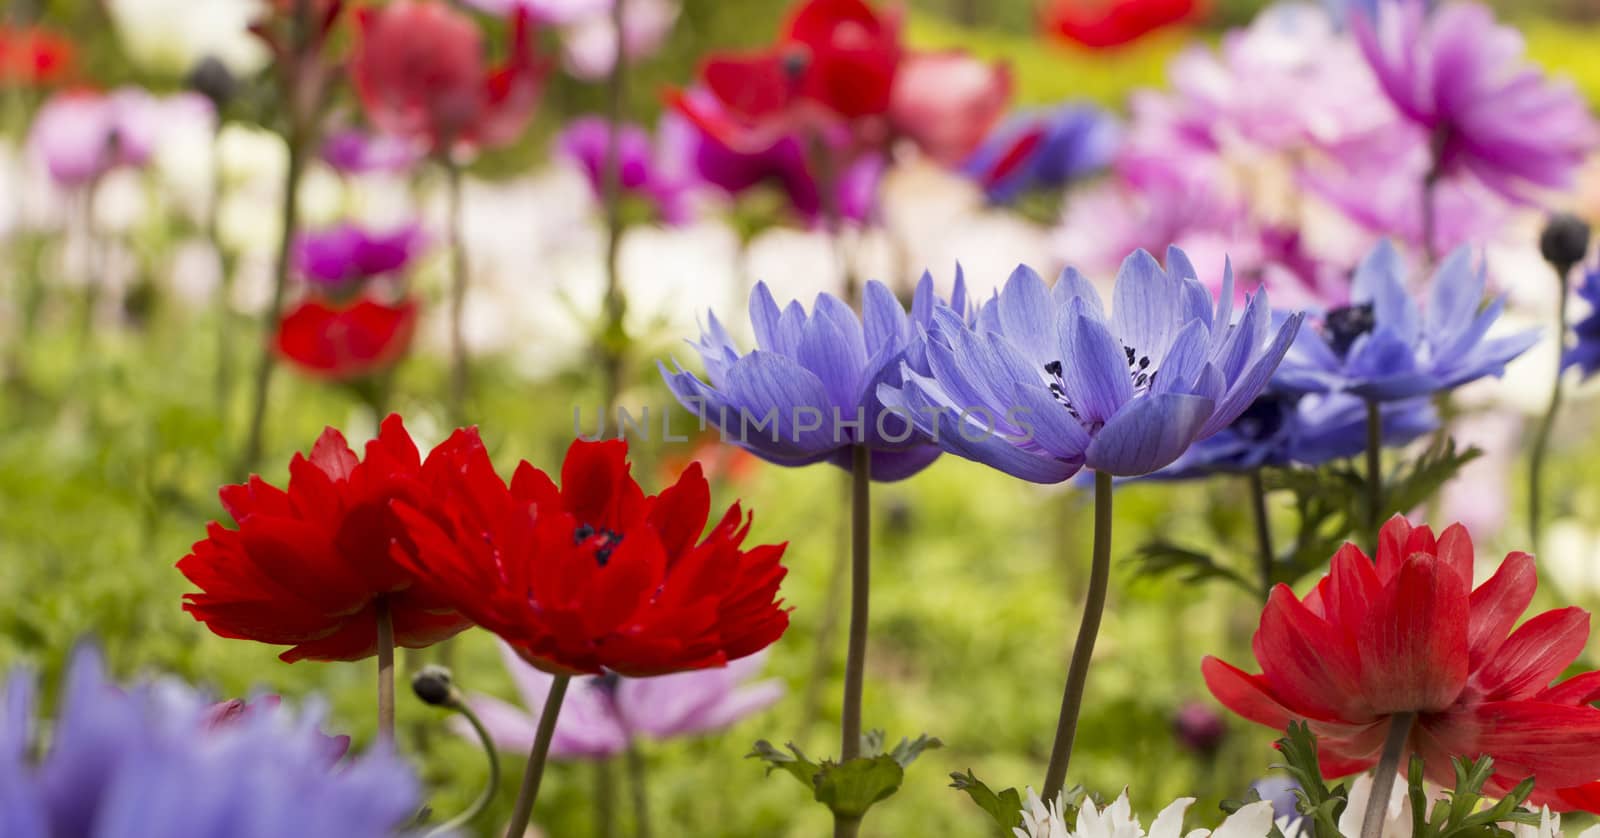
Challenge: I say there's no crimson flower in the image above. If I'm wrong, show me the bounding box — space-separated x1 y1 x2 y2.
0 25 74 87
179 415 473 662
391 438 791 677
275 296 418 381
1204 516 1600 812
352 0 547 156
1044 0 1204 49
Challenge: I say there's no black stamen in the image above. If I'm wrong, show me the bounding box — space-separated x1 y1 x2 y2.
572 523 595 544
1323 303 1377 357
1044 360 1063 377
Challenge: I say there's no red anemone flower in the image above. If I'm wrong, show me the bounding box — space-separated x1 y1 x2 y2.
352 0 546 155
1043 0 1203 49
179 415 474 662
275 296 418 381
1204 516 1600 812
391 438 791 677
0 26 75 87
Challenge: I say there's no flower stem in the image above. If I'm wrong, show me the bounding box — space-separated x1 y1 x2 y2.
833 817 862 838
839 444 872 763
1248 469 1275 600
1359 712 1415 838
505 675 572 838
444 160 470 426
800 470 852 731
626 742 651 838
207 118 236 430
594 759 617 838
376 597 395 744
598 0 629 411
1041 469 1114 801
1529 265 1572 549
239 121 305 472
427 693 501 837
1364 399 1382 550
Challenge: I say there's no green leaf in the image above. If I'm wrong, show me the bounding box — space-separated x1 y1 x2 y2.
814 756 906 820
886 733 943 768
949 770 1024 832
1271 722 1346 838
1126 540 1255 593
748 740 820 788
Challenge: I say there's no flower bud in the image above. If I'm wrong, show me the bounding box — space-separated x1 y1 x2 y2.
187 56 238 113
1540 212 1592 275
411 665 456 707
1172 700 1226 756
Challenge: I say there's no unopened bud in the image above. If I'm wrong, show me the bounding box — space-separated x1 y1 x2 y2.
411 665 456 707
187 56 238 112
1540 212 1592 276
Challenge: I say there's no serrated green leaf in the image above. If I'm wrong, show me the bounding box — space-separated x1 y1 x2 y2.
887 733 943 768
748 740 820 788
949 770 1025 832
814 755 905 819
1126 540 1255 593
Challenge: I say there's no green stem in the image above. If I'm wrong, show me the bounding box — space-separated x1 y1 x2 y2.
427 694 501 836
239 123 305 472
1248 469 1274 600
1041 470 1114 800
1359 712 1415 838
594 758 618 838
1365 399 1382 550
833 817 861 838
504 675 573 838
626 742 651 838
800 470 852 731
598 0 629 411
1529 265 1572 549
376 597 395 744
445 161 469 426
839 444 872 763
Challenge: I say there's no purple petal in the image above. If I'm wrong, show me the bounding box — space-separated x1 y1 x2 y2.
1056 304 1134 425
1085 393 1216 476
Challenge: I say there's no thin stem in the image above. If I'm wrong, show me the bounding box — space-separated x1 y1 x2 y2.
1365 399 1383 549
626 742 651 838
505 675 573 838
800 470 852 731
1359 712 1416 838
239 123 305 472
1529 265 1573 548
598 0 629 411
427 696 502 837
1247 469 1275 600
77 180 104 348
1421 170 1440 268
376 597 395 744
833 817 861 838
594 758 618 838
1041 470 1114 801
208 118 236 427
839 444 872 762
445 161 469 426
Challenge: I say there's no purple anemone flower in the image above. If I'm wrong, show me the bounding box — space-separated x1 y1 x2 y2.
1273 241 1538 402
1353 1 1597 203
1152 390 1437 479
320 129 425 176
963 104 1119 204
456 642 782 759
27 88 210 189
660 272 968 482
557 115 695 225
1563 266 1600 380
293 223 426 287
0 645 427 838
879 250 1304 481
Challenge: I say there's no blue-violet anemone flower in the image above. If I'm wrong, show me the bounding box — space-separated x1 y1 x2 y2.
879 249 1304 481
0 645 428 838
1564 266 1600 380
660 272 969 481
1273 240 1538 401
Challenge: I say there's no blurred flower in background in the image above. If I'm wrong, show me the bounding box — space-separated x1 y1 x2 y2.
1564 266 1600 378
461 0 679 81
1043 0 1206 49
963 103 1119 205
0 645 425 837
557 115 697 224
458 642 783 758
293 223 427 290
0 25 75 87
275 297 421 380
320 128 426 177
105 0 267 77
27 89 212 190
887 51 1012 167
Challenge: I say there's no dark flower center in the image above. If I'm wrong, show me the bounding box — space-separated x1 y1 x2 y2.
1043 346 1156 423
780 48 810 81
1231 396 1290 442
592 671 622 695
573 523 624 567
1323 303 1376 357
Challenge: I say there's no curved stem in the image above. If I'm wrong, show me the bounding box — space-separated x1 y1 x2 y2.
1364 399 1383 550
626 742 651 838
1041 470 1114 801
1529 266 1572 549
427 696 502 837
839 445 872 762
240 123 305 471
1247 469 1275 601
598 0 629 411
376 597 395 744
1359 712 1415 838
505 675 572 838
445 161 469 426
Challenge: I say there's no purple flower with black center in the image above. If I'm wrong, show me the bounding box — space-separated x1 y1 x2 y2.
879 249 1304 481
1352 0 1597 204
456 642 783 759
1563 266 1600 380
292 222 426 288
660 272 969 481
557 115 695 225
963 104 1119 204
1273 240 1538 402
0 645 428 838
1153 389 1437 479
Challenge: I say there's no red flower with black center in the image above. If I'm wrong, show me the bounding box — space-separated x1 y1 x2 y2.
352 0 547 155
1043 0 1203 49
391 438 791 677
179 415 473 662
275 296 418 381
1204 516 1600 812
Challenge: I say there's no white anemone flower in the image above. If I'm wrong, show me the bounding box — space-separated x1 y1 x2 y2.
1015 788 1275 838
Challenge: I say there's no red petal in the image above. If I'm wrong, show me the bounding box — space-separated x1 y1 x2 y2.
1466 551 1536 671
1538 671 1600 706
308 426 359 482
559 438 644 528
1428 701 1600 790
1473 607 1590 701
648 462 711 561
703 52 794 122
1373 514 1415 583
1433 523 1474 585
1357 553 1469 714
1253 586 1366 721
1201 656 1299 729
